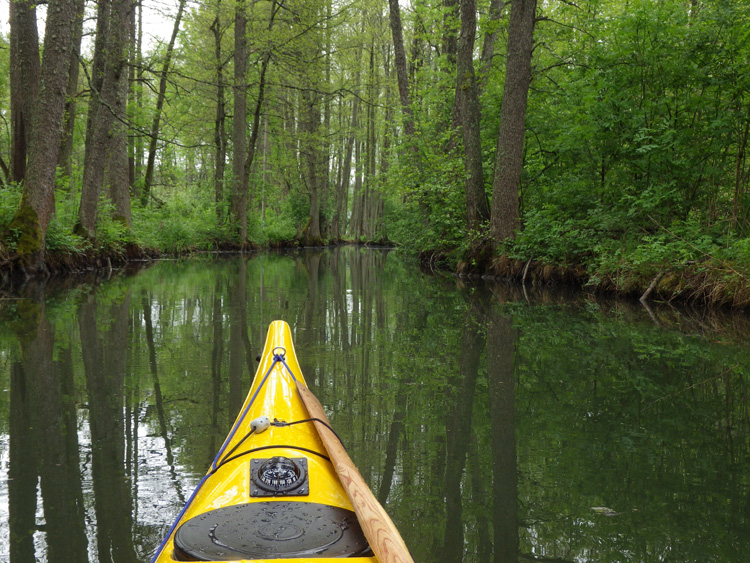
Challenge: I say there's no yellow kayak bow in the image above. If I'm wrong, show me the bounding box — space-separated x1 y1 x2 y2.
152 320 413 563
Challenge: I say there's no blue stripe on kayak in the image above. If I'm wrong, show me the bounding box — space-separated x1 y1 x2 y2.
150 471 210 563
212 354 282 471
151 352 290 562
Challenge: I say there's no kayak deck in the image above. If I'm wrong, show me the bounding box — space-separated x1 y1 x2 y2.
152 321 379 563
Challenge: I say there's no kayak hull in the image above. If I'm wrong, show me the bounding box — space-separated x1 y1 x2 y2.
152 321 379 563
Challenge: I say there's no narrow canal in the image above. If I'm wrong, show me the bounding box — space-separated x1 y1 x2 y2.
1 247 748 562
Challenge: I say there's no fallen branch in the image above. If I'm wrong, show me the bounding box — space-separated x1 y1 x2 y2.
640 269 665 303
522 257 533 285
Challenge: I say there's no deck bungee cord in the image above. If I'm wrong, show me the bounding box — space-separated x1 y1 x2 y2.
212 347 291 472
151 348 301 563
151 321 414 563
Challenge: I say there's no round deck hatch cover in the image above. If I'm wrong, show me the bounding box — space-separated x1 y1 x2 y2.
173 501 372 561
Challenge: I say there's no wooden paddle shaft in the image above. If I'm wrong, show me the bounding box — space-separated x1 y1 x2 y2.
296 382 415 563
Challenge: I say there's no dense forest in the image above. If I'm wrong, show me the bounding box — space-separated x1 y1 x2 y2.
0 0 749 305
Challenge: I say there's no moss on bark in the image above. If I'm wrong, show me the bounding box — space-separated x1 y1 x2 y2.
6 202 43 256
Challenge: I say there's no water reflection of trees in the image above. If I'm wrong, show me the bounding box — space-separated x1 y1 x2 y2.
1 248 748 562
9 296 88 562
79 291 139 563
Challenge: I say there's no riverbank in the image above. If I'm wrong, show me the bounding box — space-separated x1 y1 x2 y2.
3 237 749 311
459 257 750 310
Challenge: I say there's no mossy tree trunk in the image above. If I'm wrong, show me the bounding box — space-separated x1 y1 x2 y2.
7 0 80 272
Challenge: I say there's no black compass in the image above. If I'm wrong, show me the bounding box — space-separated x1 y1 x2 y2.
251 456 309 496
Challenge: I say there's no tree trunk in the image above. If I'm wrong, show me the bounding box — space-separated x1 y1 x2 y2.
212 7 228 222
57 2 85 182
321 0 333 240
132 3 144 196
142 0 187 205
350 138 363 238
77 0 134 238
106 45 134 228
261 113 269 227
232 0 276 243
301 88 322 245
387 0 415 139
7 0 79 271
490 0 536 243
231 0 248 241
331 41 362 241
478 0 505 94
457 0 490 235
9 0 40 183
332 95 357 241
731 99 750 232
127 0 139 189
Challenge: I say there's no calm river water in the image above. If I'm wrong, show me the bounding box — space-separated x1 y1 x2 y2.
0 247 748 562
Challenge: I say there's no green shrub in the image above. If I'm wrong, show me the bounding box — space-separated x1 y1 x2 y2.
0 183 22 233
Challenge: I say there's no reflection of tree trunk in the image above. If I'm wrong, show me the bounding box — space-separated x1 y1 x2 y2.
142 292 184 503
468 432 492 561
19 301 88 562
126 348 141 505
331 248 350 350
210 283 225 462
487 314 519 562
80 293 139 563
299 251 322 387
229 259 247 417
443 306 485 561
8 362 38 563
57 343 87 547
378 383 406 504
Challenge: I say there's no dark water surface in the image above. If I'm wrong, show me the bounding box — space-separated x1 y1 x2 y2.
1 247 749 562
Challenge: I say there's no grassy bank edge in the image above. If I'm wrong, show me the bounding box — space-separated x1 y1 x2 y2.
2 235 749 311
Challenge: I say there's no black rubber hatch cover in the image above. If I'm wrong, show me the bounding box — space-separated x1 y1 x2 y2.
173 501 372 561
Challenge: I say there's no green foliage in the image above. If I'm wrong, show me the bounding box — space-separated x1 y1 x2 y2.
0 183 22 234
132 184 228 252
95 198 131 252
3 0 750 297
253 207 297 245
45 216 87 254
511 207 599 264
